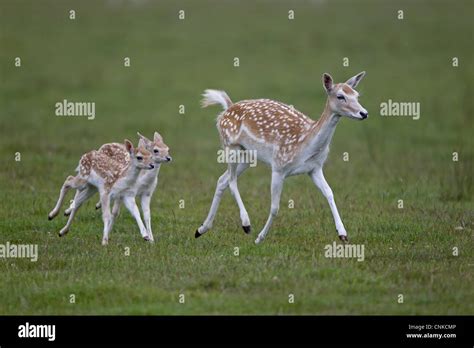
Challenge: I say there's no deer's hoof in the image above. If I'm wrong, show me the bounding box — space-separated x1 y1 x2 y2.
64 211 70 217
143 235 153 242
195 230 202 239
102 239 108 246
58 230 67 237
339 235 349 243
242 225 251 234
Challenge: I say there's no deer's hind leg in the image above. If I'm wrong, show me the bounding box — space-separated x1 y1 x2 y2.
228 161 251 233
195 162 250 238
49 175 82 221
58 181 94 237
64 185 97 216
255 170 285 244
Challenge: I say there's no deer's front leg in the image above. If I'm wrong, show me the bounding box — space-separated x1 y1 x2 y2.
105 199 121 236
140 194 153 242
100 192 112 245
310 169 348 242
123 196 150 241
255 171 284 244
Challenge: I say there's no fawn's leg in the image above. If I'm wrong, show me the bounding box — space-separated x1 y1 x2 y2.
100 192 112 245
310 169 348 242
196 163 250 238
255 170 285 244
64 185 96 216
140 194 154 242
123 196 150 241
58 181 93 236
64 198 74 216
49 175 76 220
105 199 121 235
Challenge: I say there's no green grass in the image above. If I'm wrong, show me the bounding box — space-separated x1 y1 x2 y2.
0 0 473 315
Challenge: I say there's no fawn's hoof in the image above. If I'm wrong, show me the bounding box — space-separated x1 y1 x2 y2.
48 215 53 221
102 239 108 246
338 235 349 243
64 211 70 217
143 235 154 243
195 229 202 239
242 225 251 234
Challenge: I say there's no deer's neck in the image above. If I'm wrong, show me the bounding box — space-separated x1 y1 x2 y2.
307 99 340 154
121 163 141 186
141 163 161 181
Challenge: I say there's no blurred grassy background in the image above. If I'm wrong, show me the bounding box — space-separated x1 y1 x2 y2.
0 0 473 314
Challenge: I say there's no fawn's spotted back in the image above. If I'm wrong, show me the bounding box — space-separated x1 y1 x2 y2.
78 144 151 189
98 143 130 166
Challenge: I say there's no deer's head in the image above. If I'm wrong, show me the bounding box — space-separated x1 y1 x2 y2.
124 139 155 170
137 131 172 164
323 72 368 120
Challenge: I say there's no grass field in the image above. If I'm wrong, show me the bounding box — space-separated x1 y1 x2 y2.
0 0 473 315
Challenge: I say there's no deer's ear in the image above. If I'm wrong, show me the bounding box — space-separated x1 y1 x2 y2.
345 71 366 89
322 73 333 93
137 132 151 144
154 131 163 143
124 139 134 154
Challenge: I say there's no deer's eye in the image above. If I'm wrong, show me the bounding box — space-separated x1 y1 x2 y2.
136 156 143 161
153 149 159 154
337 95 346 101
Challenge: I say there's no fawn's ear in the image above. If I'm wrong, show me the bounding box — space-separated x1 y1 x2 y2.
124 139 134 154
137 132 151 145
154 131 163 143
345 71 366 89
322 73 333 94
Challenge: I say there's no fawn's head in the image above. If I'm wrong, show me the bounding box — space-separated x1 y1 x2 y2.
323 72 368 120
124 139 155 170
137 131 172 164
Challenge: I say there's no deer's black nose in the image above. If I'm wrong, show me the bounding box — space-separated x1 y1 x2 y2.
166 156 172 162
149 164 155 169
359 111 368 119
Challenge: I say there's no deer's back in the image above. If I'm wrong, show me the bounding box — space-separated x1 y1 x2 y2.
98 143 130 167
219 99 313 143
78 150 128 188
218 99 315 165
